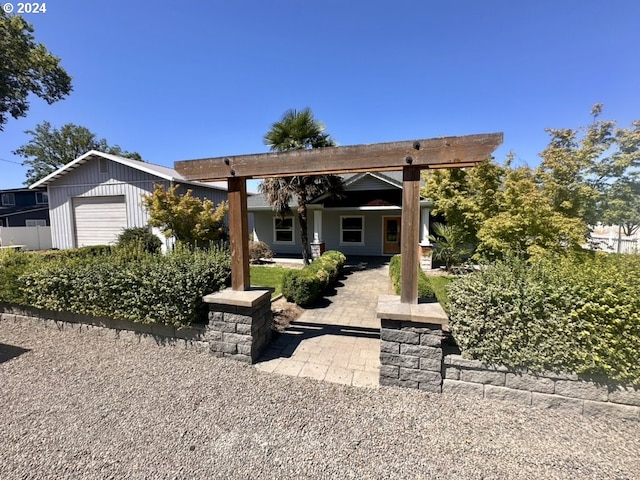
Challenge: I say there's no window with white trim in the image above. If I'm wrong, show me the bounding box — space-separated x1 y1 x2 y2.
1 193 15 206
36 191 48 204
25 219 47 227
274 216 294 244
340 216 364 245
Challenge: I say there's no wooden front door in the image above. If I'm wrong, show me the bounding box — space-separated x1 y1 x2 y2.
383 217 402 254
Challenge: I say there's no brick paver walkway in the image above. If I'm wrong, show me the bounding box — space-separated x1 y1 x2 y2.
255 258 391 388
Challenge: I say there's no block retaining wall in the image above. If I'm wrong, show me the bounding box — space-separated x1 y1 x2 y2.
443 354 640 421
0 302 271 362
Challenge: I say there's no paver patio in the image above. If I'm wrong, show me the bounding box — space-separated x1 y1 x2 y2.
255 257 391 387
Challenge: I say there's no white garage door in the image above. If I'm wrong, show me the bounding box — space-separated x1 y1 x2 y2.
73 196 127 247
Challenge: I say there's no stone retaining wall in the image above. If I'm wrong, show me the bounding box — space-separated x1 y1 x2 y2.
1 296 272 364
443 354 640 421
0 303 211 351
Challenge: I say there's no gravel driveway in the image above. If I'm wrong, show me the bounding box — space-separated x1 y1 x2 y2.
1 318 638 479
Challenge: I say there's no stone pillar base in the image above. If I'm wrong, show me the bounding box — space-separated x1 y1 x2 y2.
419 244 433 271
310 241 326 260
203 288 273 363
376 295 448 392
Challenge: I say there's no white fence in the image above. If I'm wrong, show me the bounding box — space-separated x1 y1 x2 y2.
590 236 639 255
0 226 52 251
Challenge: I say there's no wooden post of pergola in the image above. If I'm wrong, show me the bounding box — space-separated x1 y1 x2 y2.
227 177 250 290
175 132 503 305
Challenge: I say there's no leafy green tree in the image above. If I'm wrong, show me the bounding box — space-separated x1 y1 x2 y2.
422 158 506 247
260 108 343 264
477 166 587 259
142 184 228 249
424 106 640 259
538 104 640 227
0 11 72 130
14 121 142 185
602 178 640 237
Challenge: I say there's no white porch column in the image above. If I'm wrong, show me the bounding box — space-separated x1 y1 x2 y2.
419 202 433 271
313 209 323 243
420 204 431 245
310 209 325 259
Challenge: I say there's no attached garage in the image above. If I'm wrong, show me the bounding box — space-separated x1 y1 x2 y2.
73 196 127 247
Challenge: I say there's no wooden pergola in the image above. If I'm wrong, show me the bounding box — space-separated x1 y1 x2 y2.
175 132 503 304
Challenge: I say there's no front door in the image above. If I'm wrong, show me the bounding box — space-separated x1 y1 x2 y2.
383 217 401 254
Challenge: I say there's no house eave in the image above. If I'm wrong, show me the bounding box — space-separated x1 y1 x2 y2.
29 150 227 191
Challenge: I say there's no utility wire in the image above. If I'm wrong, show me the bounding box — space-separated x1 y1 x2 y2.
0 157 23 165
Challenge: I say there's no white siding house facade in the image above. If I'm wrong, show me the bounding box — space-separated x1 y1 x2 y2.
249 172 432 258
30 151 228 249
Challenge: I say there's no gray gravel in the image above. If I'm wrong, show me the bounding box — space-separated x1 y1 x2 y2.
1 319 638 480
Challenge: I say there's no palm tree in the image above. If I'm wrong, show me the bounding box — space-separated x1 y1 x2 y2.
260 108 343 264
429 222 474 271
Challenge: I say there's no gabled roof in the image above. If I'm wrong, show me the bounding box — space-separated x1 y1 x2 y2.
29 150 227 191
247 172 425 210
342 171 404 189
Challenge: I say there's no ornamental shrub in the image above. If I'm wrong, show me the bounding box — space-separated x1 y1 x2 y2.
117 227 162 254
20 246 231 328
248 240 273 263
281 250 346 306
448 253 640 384
389 255 435 299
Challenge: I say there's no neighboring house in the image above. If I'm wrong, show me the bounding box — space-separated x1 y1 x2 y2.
30 150 228 249
248 172 432 258
0 187 50 227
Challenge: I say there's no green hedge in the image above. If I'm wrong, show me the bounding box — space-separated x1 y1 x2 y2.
2 246 230 328
0 249 43 305
282 251 346 306
448 253 640 385
389 255 435 299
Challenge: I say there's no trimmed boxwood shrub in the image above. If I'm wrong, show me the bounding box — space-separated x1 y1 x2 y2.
448 253 640 385
389 254 435 299
281 269 321 307
16 246 231 328
282 251 346 306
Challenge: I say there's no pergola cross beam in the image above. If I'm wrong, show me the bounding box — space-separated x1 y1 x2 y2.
175 133 503 182
174 132 503 304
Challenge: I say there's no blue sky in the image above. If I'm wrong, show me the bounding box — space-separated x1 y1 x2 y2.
1 0 639 189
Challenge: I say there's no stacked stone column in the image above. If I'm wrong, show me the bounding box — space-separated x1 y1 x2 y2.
203 288 273 363
376 295 448 392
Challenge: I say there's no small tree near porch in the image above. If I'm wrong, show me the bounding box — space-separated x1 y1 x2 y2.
260 108 343 264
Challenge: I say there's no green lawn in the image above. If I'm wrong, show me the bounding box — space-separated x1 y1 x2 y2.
426 275 455 312
250 266 289 297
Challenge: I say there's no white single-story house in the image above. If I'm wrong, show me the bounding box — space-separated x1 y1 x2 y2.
30 150 228 250
249 171 432 258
